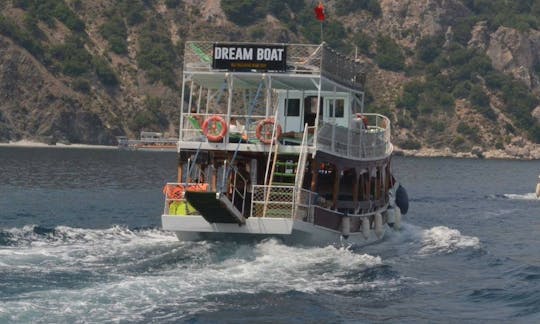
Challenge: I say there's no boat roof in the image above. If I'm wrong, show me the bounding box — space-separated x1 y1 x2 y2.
184 41 366 94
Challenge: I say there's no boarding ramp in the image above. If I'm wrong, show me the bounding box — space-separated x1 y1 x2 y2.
185 191 246 225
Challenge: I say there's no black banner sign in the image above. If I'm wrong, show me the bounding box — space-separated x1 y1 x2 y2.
212 43 287 72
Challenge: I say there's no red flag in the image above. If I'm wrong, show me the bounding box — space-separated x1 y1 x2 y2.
314 2 325 21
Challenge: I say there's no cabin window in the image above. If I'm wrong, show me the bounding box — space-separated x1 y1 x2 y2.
285 99 300 117
328 99 344 118
304 96 323 126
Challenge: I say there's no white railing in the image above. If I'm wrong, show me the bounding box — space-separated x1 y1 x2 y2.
184 42 366 91
250 184 319 222
316 114 392 160
251 185 295 218
226 164 249 217
180 113 270 143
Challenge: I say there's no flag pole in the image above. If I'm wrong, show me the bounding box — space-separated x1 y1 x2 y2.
320 21 323 43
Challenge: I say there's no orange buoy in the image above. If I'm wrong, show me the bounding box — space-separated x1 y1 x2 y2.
202 115 227 142
255 119 282 144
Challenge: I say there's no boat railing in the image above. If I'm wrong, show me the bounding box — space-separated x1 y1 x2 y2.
295 188 319 223
184 41 365 90
223 162 249 217
250 185 320 221
251 185 296 218
181 113 271 143
321 45 365 90
316 114 392 160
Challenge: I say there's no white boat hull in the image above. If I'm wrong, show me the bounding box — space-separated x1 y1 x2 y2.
162 215 386 246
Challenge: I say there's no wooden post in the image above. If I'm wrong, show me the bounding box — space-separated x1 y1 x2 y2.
332 165 340 210
375 167 380 200
352 168 359 212
177 162 183 183
211 163 218 191
310 160 319 192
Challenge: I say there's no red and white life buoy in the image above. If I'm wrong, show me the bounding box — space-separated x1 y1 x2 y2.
202 115 227 142
256 119 282 144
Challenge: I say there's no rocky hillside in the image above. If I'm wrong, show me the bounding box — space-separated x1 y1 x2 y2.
0 0 539 158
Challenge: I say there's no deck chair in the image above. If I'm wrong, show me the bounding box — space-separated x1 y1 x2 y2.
186 115 206 140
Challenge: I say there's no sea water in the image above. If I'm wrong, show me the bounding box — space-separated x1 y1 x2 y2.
0 147 539 323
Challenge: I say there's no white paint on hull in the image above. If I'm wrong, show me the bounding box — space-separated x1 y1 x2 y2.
164 215 386 246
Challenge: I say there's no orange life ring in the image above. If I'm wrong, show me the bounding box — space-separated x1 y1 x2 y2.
202 115 227 142
256 119 282 144
163 184 184 200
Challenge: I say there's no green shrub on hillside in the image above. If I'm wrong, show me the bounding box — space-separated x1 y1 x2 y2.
399 139 421 150
462 0 540 31
165 0 181 9
335 0 381 17
221 0 305 26
116 0 145 26
457 122 479 141
94 58 118 86
137 19 178 88
416 35 444 63
23 13 43 39
374 36 404 71
452 17 478 46
451 135 466 149
500 80 540 140
129 96 168 131
396 80 424 115
13 0 85 32
0 14 43 57
267 1 304 22
48 36 92 76
72 78 90 93
221 0 266 26
452 81 472 99
100 14 128 54
352 31 372 56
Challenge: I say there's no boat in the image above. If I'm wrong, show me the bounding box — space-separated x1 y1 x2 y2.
117 131 177 151
161 41 409 245
536 175 540 198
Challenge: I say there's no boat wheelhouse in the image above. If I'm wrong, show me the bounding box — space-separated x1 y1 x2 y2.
161 41 408 245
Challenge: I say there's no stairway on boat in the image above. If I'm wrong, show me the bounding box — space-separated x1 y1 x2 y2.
254 157 299 218
272 158 298 186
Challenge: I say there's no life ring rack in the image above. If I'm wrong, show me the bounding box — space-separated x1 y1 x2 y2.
202 115 228 142
256 118 282 144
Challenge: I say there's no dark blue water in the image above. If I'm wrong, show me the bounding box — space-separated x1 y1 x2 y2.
1 147 539 323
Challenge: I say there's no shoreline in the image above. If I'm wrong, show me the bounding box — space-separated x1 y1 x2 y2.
0 140 117 150
394 146 540 161
0 140 538 160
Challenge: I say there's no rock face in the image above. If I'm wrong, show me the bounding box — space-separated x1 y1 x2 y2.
478 27 540 88
470 25 540 91
0 36 116 144
379 0 469 47
0 0 538 156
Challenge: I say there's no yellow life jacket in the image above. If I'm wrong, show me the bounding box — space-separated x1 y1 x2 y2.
169 201 196 215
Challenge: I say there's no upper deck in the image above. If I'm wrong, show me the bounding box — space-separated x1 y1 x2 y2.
184 41 366 92
178 41 392 162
